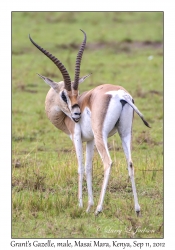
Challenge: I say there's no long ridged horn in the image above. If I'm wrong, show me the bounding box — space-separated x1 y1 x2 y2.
73 29 87 90
29 34 72 91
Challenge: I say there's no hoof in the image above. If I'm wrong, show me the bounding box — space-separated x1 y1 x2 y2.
95 210 101 216
135 204 141 217
86 205 93 213
95 205 102 216
86 206 91 213
136 210 141 217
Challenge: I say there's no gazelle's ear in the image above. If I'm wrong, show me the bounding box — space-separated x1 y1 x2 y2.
37 73 59 92
78 73 92 84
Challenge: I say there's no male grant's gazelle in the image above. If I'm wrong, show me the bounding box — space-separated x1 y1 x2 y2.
29 30 150 216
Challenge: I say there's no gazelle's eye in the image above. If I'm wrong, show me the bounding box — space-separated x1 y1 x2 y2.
61 92 67 103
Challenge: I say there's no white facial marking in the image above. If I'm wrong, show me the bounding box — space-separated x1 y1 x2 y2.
72 106 81 122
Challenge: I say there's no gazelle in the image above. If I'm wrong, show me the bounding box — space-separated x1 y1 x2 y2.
29 30 150 216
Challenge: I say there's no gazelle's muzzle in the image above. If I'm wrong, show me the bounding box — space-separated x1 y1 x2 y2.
71 104 81 123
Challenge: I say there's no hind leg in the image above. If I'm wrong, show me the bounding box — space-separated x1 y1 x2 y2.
118 104 140 215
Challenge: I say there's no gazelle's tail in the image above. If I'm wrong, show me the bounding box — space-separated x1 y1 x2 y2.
121 94 151 128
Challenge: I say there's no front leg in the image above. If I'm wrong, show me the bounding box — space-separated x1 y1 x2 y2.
85 140 94 212
73 124 84 208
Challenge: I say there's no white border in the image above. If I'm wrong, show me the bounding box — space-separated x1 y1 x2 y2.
1 0 174 249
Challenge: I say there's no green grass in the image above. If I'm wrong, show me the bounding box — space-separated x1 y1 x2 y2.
12 11 163 238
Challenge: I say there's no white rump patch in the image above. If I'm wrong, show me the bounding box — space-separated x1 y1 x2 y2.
106 89 131 99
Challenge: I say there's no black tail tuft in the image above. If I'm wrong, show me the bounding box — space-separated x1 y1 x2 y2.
142 117 151 128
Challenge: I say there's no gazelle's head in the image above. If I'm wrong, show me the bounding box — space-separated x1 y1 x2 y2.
29 30 90 123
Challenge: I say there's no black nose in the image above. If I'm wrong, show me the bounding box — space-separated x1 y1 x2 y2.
74 112 81 116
